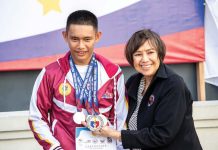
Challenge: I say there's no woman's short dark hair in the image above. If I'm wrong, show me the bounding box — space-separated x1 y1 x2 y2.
66 10 98 31
125 29 166 67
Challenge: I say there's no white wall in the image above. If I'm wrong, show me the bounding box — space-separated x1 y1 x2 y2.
0 101 218 150
193 101 218 150
0 111 42 150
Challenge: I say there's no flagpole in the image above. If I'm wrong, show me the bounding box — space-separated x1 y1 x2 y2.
196 62 206 101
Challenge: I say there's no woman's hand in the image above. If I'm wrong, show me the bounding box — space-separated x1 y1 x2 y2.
81 121 121 141
93 125 121 141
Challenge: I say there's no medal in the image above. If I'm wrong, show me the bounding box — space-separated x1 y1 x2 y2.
73 112 85 124
69 55 98 115
86 115 105 131
98 114 108 126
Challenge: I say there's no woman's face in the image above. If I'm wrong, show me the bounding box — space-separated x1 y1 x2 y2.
133 40 160 78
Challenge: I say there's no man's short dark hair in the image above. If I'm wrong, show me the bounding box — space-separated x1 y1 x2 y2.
66 10 98 31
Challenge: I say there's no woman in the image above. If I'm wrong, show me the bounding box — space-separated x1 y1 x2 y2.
89 29 202 150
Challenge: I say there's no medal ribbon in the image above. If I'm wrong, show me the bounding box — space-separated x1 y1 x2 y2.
69 55 98 115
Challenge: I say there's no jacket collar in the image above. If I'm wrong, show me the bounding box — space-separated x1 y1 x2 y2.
127 63 169 100
95 53 119 78
57 51 119 78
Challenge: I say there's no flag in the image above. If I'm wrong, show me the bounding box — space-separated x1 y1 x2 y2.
0 0 204 71
205 0 218 86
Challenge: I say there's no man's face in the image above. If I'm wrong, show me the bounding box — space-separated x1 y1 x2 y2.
63 24 101 65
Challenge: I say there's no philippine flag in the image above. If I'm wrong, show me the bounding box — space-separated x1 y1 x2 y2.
0 0 204 71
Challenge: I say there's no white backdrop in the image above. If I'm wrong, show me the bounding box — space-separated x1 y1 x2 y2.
0 0 139 42
205 0 218 86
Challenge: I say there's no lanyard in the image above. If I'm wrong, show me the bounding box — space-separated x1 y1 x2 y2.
69 55 98 115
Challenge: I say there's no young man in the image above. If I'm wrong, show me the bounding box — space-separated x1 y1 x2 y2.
29 10 127 150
